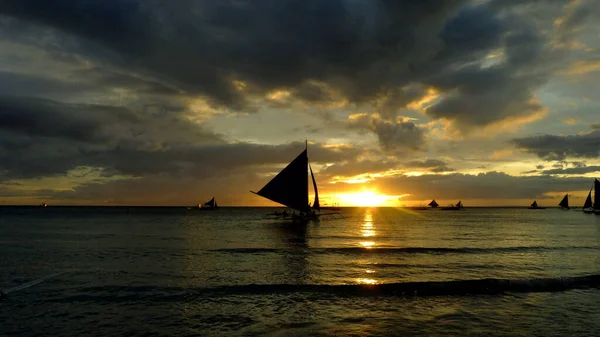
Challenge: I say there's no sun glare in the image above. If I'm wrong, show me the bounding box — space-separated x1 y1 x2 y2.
336 190 393 207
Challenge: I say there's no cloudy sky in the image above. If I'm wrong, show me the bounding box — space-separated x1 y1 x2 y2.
0 0 599 206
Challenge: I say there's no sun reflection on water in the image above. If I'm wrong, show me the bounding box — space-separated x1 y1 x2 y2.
360 241 375 248
356 210 379 284
360 210 376 239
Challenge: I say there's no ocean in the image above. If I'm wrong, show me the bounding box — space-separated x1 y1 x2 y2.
1 206 600 336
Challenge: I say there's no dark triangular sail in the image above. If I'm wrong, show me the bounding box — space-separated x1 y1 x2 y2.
595 179 600 210
558 194 569 208
204 197 215 207
583 189 593 209
456 201 463 208
429 199 439 207
309 163 320 211
252 149 309 213
531 200 538 208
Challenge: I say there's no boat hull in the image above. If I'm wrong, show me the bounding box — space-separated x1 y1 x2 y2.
193 207 218 211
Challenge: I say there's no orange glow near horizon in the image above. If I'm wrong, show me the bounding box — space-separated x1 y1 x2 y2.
334 190 400 207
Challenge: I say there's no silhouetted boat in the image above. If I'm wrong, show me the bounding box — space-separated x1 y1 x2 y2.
321 203 341 211
595 178 600 215
582 188 594 213
39 202 47 208
528 200 545 209
441 201 463 210
428 200 439 208
558 194 569 210
583 178 600 214
196 197 218 210
251 141 342 222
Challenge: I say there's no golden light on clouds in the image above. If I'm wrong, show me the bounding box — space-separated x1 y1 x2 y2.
491 149 514 160
188 97 220 123
231 80 247 91
267 90 291 101
471 103 548 138
333 176 373 184
561 117 578 125
407 87 440 111
566 59 600 75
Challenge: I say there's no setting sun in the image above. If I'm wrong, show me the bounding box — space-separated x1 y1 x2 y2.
335 190 396 207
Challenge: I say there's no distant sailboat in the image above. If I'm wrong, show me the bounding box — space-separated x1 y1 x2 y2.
582 187 594 214
251 141 342 222
410 205 429 210
428 200 439 208
558 194 569 210
528 200 545 209
321 203 342 211
441 200 463 211
196 197 218 210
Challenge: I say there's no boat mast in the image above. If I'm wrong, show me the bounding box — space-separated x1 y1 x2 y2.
306 139 309 210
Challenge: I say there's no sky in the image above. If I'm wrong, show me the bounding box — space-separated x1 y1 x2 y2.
0 0 599 207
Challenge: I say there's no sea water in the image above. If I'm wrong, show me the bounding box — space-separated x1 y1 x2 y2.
1 207 600 336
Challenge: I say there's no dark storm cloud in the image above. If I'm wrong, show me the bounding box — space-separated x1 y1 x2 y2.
316 158 454 180
404 159 455 172
0 96 361 180
371 119 426 151
540 166 600 175
554 0 600 43
512 130 600 161
0 71 94 98
347 114 426 151
320 159 401 178
377 171 591 200
0 96 139 143
0 0 575 130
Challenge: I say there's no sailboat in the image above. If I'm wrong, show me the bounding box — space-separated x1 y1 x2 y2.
410 204 429 210
196 197 218 210
595 178 600 215
582 187 594 214
428 200 439 208
528 200 545 209
441 200 463 210
251 141 342 222
558 194 569 210
583 178 600 214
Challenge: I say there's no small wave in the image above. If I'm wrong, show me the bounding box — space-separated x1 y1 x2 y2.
210 248 284 254
198 274 600 297
210 246 598 255
52 275 600 303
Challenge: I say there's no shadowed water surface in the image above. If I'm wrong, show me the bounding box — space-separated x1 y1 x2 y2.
1 206 600 336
